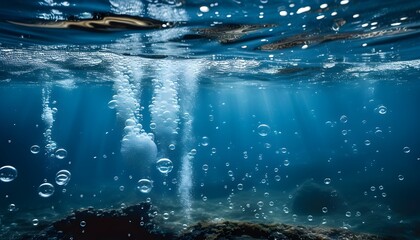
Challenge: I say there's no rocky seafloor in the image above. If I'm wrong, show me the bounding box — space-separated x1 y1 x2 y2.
13 202 395 240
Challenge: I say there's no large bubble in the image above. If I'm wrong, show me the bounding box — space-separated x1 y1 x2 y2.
55 170 71 186
0 165 18 182
38 183 55 197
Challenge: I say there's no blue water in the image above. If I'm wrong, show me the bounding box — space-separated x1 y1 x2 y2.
0 0 420 239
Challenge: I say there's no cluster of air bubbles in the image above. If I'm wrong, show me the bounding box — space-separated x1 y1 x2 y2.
38 182 55 197
55 170 71 186
156 158 173 175
257 124 270 137
137 179 153 193
0 165 18 182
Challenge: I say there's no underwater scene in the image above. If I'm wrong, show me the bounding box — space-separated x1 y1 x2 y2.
0 0 420 239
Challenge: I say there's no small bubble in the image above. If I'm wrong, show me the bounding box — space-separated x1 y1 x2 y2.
370 186 376 191
274 175 281 181
257 124 271 137
156 158 173 174
30 145 41 154
163 212 170 220
0 165 18 182
108 100 117 109
80 221 86 227
38 183 55 197
55 148 67 159
32 218 39 226
201 136 209 146
257 201 264 208
149 122 156 130
202 164 209 171
283 207 289 214
8 203 17 212
324 178 331 185
403 146 410 154
137 179 153 193
377 105 387 114
398 174 404 181
307 215 313 221
322 207 328 213
340 115 348 123
199 6 209 12
364 140 371 146
346 211 352 217
169 144 176 150
237 183 244 190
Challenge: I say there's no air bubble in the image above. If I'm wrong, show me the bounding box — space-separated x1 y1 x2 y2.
377 105 387 114
307 215 313 221
340 115 348 123
324 178 331 185
398 174 404 181
55 148 67 159
30 145 41 154
322 207 328 213
237 183 244 190
201 136 209 146
156 158 173 174
257 124 270 137
80 221 86 227
0 165 18 182
202 164 209 171
38 183 55 197
199 6 209 13
32 219 39 226
403 146 410 153
55 170 71 186
108 100 117 109
8 203 17 212
137 179 153 193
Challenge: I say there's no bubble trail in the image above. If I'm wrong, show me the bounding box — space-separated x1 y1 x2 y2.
109 58 157 179
150 61 181 153
178 60 202 221
41 85 57 154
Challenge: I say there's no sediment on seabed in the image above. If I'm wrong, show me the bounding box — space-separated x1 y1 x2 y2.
18 202 392 240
